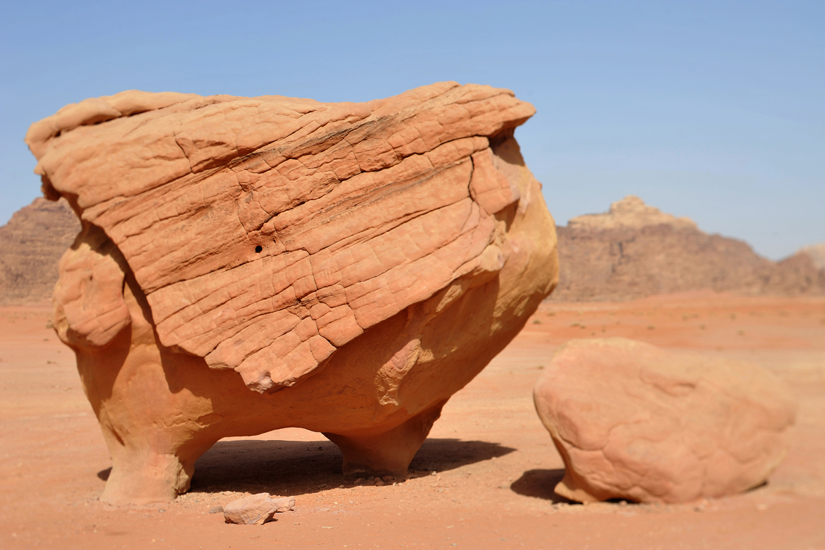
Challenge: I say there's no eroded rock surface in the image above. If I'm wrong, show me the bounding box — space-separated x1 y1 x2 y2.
533 338 796 504
27 82 559 503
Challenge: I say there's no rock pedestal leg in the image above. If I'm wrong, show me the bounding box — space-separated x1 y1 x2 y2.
100 444 196 504
66 249 219 504
325 400 447 477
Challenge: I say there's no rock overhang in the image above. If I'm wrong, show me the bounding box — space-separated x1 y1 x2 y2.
28 82 541 393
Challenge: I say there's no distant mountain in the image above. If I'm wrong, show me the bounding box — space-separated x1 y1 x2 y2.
551 196 825 301
798 243 825 270
0 197 80 305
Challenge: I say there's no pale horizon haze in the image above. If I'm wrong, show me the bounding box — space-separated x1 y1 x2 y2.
1 1 822 260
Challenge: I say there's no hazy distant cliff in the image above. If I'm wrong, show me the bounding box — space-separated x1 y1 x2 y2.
0 198 80 304
551 196 825 301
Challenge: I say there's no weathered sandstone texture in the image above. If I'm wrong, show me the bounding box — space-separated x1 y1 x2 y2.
0 197 80 304
533 338 796 504
552 196 825 301
26 82 558 503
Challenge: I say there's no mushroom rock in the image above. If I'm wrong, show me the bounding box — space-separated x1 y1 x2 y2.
27 82 559 503
533 338 796 504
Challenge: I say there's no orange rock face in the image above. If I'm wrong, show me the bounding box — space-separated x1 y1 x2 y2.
26 83 559 503
533 338 796 504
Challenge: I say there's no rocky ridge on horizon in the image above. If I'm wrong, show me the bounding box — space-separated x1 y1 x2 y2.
568 195 698 232
798 243 825 270
0 197 80 305
551 196 825 301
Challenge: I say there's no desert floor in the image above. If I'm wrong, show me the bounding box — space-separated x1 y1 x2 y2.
1 292 824 550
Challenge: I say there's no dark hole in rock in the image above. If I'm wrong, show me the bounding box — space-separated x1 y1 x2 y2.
255 245 262 253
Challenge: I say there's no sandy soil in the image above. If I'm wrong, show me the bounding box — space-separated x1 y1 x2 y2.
1 292 824 549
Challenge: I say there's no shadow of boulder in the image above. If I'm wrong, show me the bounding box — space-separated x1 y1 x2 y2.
510 468 573 503
409 438 514 473
185 437 515 497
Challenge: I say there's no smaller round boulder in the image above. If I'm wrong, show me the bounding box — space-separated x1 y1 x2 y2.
533 338 796 504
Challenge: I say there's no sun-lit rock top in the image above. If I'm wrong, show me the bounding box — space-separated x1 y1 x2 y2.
568 195 698 231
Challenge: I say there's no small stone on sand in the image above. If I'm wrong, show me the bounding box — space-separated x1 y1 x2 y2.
223 493 295 525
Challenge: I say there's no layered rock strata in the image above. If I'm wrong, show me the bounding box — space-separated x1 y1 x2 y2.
26 82 559 503
534 338 796 504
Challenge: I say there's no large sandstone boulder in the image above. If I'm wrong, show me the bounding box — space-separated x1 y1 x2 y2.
533 338 796 504
26 82 558 503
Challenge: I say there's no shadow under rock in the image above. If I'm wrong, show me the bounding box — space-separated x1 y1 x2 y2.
510 468 574 504
185 437 515 497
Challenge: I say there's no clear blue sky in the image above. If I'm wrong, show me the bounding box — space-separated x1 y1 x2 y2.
1 0 822 259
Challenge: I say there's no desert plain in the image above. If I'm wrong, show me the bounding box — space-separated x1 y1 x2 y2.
2 291 823 549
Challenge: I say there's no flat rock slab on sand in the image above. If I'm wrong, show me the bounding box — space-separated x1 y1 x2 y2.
223 493 295 525
534 338 797 503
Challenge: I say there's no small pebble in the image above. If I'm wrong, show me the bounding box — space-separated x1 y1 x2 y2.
208 506 224 514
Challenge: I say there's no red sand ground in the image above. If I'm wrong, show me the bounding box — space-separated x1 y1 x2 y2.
1 292 824 549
